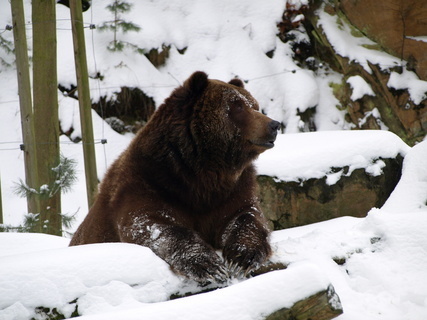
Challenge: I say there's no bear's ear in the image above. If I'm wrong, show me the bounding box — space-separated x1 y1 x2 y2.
228 78 244 88
184 71 209 95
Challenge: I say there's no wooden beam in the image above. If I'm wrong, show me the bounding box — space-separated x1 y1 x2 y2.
11 0 40 216
69 0 99 207
32 0 61 234
0 171 2 225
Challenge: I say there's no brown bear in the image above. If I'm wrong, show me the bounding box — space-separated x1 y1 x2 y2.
70 71 280 283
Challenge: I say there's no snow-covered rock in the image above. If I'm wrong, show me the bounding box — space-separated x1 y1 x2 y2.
256 130 410 229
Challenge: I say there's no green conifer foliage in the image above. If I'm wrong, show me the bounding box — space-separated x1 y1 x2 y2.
3 155 78 234
0 34 14 69
98 1 144 54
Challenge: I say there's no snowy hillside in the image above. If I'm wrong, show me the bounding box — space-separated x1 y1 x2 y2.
1 0 425 225
0 0 331 227
1 0 427 319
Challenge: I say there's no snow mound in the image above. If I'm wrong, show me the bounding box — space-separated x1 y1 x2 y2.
0 234 333 320
255 130 410 184
381 139 427 213
1 212 427 320
76 262 330 320
0 233 69 257
0 242 181 319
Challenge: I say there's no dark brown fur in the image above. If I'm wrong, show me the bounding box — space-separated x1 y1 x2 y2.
70 71 280 283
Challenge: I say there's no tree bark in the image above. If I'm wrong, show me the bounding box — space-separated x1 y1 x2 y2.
32 0 61 235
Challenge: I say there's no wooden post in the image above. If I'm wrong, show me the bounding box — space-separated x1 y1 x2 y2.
0 171 3 225
69 0 99 208
32 0 62 235
10 0 41 216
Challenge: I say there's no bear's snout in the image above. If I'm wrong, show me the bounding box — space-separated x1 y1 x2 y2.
268 120 280 138
249 118 280 150
264 120 280 148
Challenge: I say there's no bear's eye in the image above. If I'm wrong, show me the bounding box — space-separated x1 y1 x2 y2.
231 101 244 112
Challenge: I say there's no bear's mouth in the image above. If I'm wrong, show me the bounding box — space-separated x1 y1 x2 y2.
251 140 275 149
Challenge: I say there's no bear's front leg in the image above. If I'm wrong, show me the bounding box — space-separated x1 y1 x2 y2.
119 216 229 284
155 225 230 283
221 211 272 277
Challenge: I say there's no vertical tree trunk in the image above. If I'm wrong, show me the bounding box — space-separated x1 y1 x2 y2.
11 0 41 217
32 0 61 235
70 0 99 208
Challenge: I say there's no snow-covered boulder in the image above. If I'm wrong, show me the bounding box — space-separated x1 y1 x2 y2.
0 234 341 320
256 130 410 229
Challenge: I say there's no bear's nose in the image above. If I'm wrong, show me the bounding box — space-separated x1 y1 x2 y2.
268 120 281 134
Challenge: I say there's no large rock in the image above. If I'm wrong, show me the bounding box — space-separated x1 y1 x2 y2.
256 131 409 230
339 0 427 81
258 157 403 230
299 0 427 145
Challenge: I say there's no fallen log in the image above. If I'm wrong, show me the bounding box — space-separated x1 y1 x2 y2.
265 284 343 320
259 262 343 320
170 261 343 320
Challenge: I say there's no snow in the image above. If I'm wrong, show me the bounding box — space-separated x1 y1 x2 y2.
381 140 427 213
388 68 427 105
1 0 427 319
312 71 350 131
255 130 410 184
346 75 375 101
406 36 427 43
72 263 330 320
0 233 69 256
357 108 389 130
0 234 332 319
58 0 352 133
0 242 182 319
1 139 427 319
316 5 401 72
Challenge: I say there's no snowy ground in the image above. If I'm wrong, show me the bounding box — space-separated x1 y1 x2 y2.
1 0 427 319
1 134 426 320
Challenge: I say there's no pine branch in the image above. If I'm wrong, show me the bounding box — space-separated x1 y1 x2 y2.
13 179 39 198
51 155 78 195
118 21 141 33
106 1 132 14
61 212 77 230
22 213 40 233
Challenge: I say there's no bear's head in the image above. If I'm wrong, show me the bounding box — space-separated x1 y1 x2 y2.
155 71 280 170
187 71 279 155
